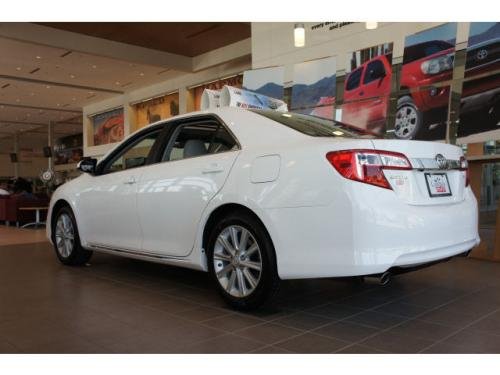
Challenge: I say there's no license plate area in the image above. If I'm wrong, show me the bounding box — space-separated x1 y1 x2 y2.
425 173 452 197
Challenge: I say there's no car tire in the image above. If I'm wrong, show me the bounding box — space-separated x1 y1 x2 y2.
207 210 280 310
394 96 425 140
52 205 93 266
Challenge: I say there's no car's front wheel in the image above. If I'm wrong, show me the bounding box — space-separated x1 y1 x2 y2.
394 96 425 140
52 205 93 266
207 211 280 310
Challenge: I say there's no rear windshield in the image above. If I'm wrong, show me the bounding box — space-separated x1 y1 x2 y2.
403 40 454 64
251 109 374 138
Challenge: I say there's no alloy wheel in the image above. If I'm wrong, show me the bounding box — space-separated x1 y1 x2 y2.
55 213 75 258
395 105 418 138
213 225 263 298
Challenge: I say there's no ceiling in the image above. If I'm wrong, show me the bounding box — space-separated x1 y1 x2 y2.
39 22 251 57
0 22 249 145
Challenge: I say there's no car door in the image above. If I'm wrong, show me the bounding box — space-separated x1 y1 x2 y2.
136 117 240 257
341 66 364 126
359 57 391 124
78 126 166 251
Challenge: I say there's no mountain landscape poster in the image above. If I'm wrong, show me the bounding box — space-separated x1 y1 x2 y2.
242 66 285 100
291 56 336 119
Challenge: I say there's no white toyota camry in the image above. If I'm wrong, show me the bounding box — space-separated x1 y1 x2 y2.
47 107 479 309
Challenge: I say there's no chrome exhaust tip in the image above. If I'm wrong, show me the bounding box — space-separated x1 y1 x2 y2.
363 271 391 286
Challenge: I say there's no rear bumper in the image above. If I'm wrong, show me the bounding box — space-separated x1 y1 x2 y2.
266 184 479 280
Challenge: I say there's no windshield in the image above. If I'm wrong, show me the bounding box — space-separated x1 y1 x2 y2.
403 40 454 64
251 109 375 138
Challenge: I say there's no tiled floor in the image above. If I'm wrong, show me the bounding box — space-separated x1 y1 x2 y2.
1 237 500 353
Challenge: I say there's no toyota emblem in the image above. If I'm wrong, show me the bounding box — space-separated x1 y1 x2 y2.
435 154 448 169
476 49 488 61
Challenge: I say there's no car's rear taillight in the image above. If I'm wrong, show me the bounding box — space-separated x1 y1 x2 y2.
326 149 412 190
460 156 470 187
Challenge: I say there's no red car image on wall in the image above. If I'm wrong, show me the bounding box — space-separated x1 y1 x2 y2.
342 40 454 139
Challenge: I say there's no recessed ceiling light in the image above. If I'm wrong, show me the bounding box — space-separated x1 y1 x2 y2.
46 85 51 89
15 98 20 102
71 97 76 101
115 81 120 85
69 74 76 79
139 72 144 77
92 65 97 69
56 103 60 106
16 67 21 71
35 55 41 59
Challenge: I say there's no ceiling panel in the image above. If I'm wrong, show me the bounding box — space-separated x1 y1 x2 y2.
39 22 251 57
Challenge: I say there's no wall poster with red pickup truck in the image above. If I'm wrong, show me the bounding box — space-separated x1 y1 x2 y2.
458 22 500 140
341 42 393 136
291 56 336 120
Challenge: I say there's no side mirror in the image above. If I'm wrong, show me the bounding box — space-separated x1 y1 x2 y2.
77 158 97 174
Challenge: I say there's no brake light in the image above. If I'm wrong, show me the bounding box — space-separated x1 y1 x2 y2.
460 156 470 187
326 149 412 190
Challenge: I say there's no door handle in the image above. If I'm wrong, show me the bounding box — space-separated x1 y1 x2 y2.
202 164 224 174
359 91 364 96
123 176 137 185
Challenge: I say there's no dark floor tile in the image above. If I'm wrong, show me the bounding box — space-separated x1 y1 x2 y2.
467 311 500 336
251 345 293 354
235 323 302 345
346 311 407 330
360 331 434 354
313 321 379 342
275 332 349 354
419 307 478 328
306 303 363 320
0 340 19 353
374 301 430 318
422 342 484 354
388 319 458 341
336 344 387 354
21 335 109 354
172 306 231 322
273 312 332 331
202 314 264 332
178 334 263 354
439 328 500 353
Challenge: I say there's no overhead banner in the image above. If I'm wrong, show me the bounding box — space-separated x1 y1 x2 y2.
242 66 285 100
135 92 179 129
291 56 336 119
91 107 124 146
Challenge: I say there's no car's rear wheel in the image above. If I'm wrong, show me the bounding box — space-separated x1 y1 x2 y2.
52 205 92 266
207 211 280 310
394 96 425 140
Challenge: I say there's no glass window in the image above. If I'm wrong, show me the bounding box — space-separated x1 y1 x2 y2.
251 109 374 138
402 40 454 64
105 129 162 173
162 123 237 162
345 68 363 91
363 60 386 84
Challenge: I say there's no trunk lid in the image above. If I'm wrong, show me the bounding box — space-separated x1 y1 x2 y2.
370 139 467 205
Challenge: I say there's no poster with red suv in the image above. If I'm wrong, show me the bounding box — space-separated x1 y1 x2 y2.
396 23 457 140
340 42 393 135
458 22 500 139
291 56 336 120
